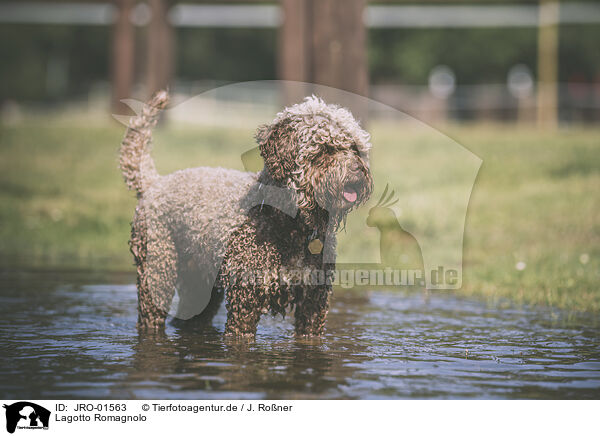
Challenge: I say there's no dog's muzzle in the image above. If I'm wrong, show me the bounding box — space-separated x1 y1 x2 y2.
341 161 371 208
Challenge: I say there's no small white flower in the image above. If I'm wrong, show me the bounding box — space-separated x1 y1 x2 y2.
516 261 527 271
579 253 590 265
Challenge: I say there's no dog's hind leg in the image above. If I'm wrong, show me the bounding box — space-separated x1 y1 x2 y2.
131 210 177 331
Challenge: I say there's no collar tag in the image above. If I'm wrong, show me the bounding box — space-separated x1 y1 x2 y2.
308 238 323 254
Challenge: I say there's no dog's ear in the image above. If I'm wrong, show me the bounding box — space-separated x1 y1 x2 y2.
256 120 297 183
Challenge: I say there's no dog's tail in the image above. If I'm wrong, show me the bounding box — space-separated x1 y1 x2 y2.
119 90 169 196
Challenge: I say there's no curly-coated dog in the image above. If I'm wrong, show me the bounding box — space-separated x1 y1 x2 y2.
120 91 372 337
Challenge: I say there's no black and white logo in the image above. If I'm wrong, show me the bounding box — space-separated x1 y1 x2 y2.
3 402 50 434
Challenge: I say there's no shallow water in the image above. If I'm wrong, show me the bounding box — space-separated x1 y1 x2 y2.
1 270 599 399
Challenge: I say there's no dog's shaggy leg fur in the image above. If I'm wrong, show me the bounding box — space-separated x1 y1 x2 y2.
293 286 331 336
220 219 276 337
131 209 178 330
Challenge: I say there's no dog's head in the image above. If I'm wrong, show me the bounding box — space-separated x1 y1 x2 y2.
257 96 373 228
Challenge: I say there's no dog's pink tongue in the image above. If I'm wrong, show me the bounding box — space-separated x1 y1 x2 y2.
343 189 357 203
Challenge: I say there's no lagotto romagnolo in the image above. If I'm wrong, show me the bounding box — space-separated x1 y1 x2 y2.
119 90 372 337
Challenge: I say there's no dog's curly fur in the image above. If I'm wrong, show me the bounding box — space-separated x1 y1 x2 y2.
120 90 372 337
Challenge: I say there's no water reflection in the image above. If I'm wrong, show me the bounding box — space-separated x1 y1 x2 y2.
0 270 598 399
129 295 370 399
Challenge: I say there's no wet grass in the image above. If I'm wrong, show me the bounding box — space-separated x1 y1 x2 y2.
0 117 598 312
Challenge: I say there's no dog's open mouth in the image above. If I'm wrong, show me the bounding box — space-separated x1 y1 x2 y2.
342 186 358 204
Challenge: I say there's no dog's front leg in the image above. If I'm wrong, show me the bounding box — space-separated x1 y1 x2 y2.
224 284 263 337
294 285 331 337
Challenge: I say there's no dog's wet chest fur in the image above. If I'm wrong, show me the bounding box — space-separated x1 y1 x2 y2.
218 205 333 309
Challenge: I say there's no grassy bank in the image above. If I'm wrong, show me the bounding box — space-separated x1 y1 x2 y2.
0 116 598 312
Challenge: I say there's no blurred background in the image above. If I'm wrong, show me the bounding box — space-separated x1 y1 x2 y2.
0 0 598 312
0 0 599 124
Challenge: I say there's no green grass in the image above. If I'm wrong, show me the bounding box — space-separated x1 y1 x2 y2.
0 116 598 313
451 125 600 313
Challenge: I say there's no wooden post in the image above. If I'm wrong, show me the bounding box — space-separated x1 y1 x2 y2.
278 0 368 108
278 0 310 82
111 0 135 114
278 0 311 105
146 0 174 97
311 0 368 98
537 0 559 129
